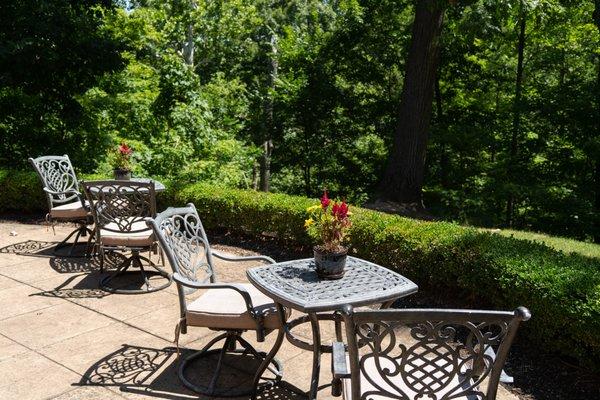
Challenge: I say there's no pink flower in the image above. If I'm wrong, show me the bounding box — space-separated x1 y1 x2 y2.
119 142 132 156
331 201 339 216
331 201 349 220
337 202 349 220
320 191 330 209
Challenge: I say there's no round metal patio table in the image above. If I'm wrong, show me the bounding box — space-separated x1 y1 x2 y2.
247 256 418 399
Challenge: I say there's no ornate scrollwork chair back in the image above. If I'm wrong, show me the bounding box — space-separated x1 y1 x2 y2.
82 180 170 293
85 180 156 234
146 203 287 397
28 155 94 256
333 306 531 400
29 155 80 207
150 204 216 292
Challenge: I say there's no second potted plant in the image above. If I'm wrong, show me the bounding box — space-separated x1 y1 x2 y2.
305 191 352 279
111 142 134 180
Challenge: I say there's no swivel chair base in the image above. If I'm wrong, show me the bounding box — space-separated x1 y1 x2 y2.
179 331 283 397
53 220 95 258
99 249 171 294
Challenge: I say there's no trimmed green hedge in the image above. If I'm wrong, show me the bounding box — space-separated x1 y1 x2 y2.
2 170 600 367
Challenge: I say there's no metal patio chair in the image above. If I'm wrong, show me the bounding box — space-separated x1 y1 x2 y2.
82 180 170 294
29 155 94 257
332 305 531 400
146 203 288 397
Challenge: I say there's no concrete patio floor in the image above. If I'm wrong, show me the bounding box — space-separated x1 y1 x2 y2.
0 220 520 400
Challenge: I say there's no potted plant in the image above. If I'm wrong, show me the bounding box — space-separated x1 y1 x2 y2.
110 142 133 180
305 191 352 279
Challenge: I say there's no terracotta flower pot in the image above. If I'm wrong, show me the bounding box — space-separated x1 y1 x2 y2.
313 246 348 280
113 169 131 180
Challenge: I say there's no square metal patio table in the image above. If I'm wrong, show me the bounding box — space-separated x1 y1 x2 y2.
247 256 418 399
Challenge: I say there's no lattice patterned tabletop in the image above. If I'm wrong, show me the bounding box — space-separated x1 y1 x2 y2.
247 256 418 312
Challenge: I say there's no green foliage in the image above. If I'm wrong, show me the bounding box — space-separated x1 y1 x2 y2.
425 0 599 241
494 228 600 258
3 167 600 367
0 0 125 170
0 170 45 213
1 0 599 241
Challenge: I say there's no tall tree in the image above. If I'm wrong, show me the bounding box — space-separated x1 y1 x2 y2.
506 0 527 227
379 0 446 207
593 0 600 242
258 4 279 192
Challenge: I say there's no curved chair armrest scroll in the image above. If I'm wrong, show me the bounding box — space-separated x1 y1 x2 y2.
43 187 86 208
172 272 255 313
211 250 275 264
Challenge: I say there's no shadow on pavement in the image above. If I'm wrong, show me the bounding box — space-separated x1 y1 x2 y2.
77 344 307 400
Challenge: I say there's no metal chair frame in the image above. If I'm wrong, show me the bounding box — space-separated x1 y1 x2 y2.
332 305 531 400
146 203 284 397
82 180 170 294
29 155 94 257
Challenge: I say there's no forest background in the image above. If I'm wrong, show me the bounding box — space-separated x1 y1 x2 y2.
1 0 599 242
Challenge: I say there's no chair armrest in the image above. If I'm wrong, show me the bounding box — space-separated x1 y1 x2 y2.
43 188 86 208
211 250 275 264
332 341 350 378
172 272 255 313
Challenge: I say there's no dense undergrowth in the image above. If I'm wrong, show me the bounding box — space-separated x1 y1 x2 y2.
1 169 599 369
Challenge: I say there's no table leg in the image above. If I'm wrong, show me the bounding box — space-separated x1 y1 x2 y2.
381 300 394 309
252 303 286 395
334 318 343 342
308 312 321 400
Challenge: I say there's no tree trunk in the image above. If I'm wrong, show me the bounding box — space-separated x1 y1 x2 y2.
506 1 526 227
379 0 445 206
595 158 600 243
491 80 501 163
434 77 449 188
593 0 600 242
182 1 197 66
260 33 278 192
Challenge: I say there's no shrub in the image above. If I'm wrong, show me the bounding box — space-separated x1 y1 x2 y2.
0 169 46 213
1 168 599 368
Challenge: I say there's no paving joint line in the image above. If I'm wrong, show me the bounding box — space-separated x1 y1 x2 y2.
0 303 58 322
0 258 41 269
0 332 82 379
1 272 176 343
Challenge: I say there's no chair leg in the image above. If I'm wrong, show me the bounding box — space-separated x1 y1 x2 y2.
237 335 281 377
251 328 285 398
99 249 170 294
174 318 186 358
54 222 94 258
67 229 82 256
207 335 233 395
84 227 95 258
178 331 283 398
98 247 105 273
54 226 80 249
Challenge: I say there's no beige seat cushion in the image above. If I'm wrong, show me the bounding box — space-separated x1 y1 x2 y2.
186 283 289 331
50 201 89 219
100 219 154 247
342 356 478 400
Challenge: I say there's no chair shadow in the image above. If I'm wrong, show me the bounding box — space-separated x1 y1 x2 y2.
30 272 110 299
30 253 128 299
77 344 306 400
49 251 126 274
0 239 57 257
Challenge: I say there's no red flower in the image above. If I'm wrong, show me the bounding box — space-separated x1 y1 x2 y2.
331 201 339 216
119 142 132 156
337 201 349 220
320 191 330 209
